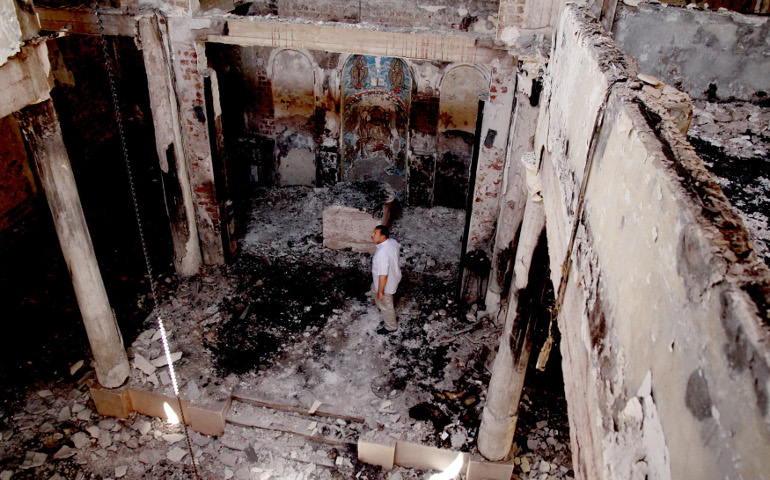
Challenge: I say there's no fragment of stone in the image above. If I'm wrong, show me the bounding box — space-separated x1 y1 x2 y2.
70 360 84 375
138 449 163 464
162 433 185 444
220 451 239 467
38 389 53 398
53 444 76 459
86 426 100 439
151 351 183 368
0 472 11 480
186 381 201 401
167 447 188 463
192 432 211 447
76 408 92 421
146 373 159 386
133 354 157 375
58 407 71 422
115 465 128 478
71 432 91 449
135 420 152 436
98 430 112 448
20 451 47 469
24 399 47 415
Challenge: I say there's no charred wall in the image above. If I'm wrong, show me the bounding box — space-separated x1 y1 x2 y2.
208 43 489 207
0 115 37 232
534 4 770 479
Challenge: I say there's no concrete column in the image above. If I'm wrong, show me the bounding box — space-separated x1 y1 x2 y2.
477 290 533 460
513 196 545 291
138 15 202 277
478 192 545 460
16 100 129 389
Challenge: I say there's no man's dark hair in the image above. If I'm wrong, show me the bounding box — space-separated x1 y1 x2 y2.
375 225 389 238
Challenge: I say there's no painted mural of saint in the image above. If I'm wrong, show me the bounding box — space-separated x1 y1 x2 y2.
388 59 405 94
356 106 393 160
350 55 368 89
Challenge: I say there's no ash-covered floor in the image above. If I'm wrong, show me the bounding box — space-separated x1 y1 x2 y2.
0 186 572 480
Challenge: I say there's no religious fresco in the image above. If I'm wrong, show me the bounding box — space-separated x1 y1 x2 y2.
342 55 412 195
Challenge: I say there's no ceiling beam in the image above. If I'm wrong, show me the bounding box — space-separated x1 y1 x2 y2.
211 19 508 64
37 7 138 36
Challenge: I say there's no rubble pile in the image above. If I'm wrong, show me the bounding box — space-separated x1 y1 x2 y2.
688 100 770 264
0 186 573 479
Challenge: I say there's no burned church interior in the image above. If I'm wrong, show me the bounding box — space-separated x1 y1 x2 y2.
0 0 769 478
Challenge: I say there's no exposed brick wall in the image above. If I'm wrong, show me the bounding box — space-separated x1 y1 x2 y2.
0 116 37 232
169 22 224 265
498 0 527 29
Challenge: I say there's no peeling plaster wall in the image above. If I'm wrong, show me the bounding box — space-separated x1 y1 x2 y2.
0 0 22 66
613 3 770 102
210 45 488 207
273 49 316 186
435 65 487 209
230 0 499 35
535 4 770 479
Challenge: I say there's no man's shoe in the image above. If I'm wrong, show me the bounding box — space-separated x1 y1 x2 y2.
376 325 397 335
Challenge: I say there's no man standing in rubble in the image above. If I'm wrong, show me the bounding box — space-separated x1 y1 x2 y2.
371 225 402 334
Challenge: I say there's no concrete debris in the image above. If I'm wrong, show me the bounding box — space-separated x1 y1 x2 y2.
308 400 322 414
71 432 90 449
132 354 157 376
20 451 47 469
70 360 84 376
53 446 76 459
115 465 128 478
167 447 188 463
162 433 185 444
150 351 183 368
186 380 201 401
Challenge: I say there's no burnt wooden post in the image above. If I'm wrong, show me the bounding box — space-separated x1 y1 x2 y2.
138 15 203 277
16 99 130 389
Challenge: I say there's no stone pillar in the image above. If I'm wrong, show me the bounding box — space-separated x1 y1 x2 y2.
16 100 129 388
478 181 545 460
167 14 225 266
477 290 532 460
138 15 202 277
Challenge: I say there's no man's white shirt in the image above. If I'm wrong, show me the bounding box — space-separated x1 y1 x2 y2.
372 238 402 294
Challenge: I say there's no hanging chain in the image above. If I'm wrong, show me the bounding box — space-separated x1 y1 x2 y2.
93 5 200 478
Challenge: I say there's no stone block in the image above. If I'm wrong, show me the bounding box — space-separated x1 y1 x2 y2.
394 441 469 472
322 205 381 254
466 458 515 480
90 387 132 419
128 388 190 425
189 395 232 436
358 439 396 470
